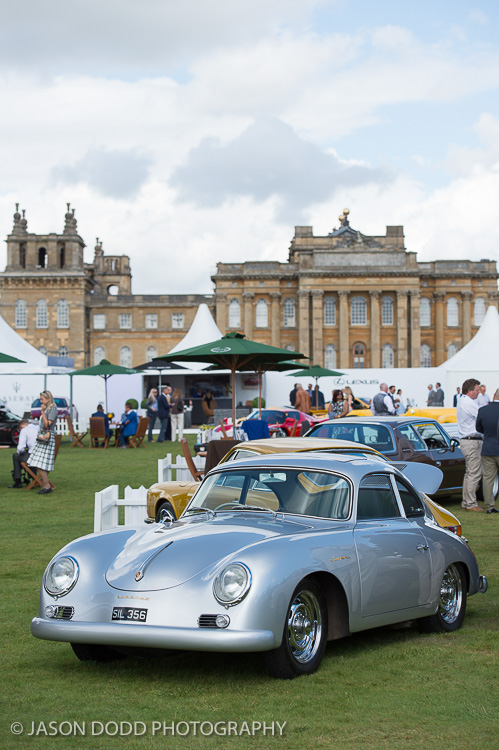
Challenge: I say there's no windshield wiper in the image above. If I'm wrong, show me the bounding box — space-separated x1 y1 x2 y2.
216 503 281 519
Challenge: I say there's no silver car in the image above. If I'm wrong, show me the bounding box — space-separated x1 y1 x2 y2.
32 454 487 679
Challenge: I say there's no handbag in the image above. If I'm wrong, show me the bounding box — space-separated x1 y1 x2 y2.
36 430 51 443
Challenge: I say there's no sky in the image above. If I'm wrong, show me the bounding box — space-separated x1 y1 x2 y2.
1 0 499 295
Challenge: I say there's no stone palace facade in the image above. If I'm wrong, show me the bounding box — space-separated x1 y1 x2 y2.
1 205 498 370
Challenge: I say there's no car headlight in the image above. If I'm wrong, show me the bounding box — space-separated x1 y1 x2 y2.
43 556 79 598
213 563 251 606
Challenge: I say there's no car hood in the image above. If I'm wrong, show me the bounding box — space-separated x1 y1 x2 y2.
105 514 328 592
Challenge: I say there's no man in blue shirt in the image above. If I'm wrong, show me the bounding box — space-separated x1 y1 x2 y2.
118 403 138 448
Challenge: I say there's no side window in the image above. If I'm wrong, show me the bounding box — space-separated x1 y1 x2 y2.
360 425 395 452
414 423 448 450
357 475 401 520
225 450 258 462
395 478 425 517
396 424 426 451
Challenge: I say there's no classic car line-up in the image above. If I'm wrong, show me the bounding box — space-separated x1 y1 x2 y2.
32 451 487 679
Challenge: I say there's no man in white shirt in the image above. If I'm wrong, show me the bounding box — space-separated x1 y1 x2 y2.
372 383 396 416
9 420 38 488
477 385 490 407
456 378 483 511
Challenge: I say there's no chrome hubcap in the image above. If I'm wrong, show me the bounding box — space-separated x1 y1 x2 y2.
287 590 322 663
439 564 463 623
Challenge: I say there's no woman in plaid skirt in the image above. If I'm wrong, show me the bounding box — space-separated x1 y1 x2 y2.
27 390 58 495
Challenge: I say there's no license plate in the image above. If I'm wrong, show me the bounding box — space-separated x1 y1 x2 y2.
112 607 147 622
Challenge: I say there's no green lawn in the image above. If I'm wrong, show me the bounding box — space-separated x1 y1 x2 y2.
0 439 497 749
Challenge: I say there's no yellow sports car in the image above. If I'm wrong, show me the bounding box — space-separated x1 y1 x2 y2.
147 437 463 536
347 405 457 423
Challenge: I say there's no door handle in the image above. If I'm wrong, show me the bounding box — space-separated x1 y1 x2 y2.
416 544 429 552
435 461 441 466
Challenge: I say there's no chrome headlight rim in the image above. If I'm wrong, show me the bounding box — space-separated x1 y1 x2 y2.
43 555 79 598
213 562 252 607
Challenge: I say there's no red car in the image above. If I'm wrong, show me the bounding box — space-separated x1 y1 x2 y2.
30 397 70 420
240 407 326 437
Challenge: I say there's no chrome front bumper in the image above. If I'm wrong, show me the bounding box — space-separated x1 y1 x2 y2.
31 618 276 652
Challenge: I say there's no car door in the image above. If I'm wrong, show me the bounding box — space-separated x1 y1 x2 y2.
413 422 465 492
354 473 432 618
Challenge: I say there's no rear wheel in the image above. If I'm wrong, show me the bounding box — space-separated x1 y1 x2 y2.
418 563 467 633
155 501 177 523
71 643 124 662
263 578 328 679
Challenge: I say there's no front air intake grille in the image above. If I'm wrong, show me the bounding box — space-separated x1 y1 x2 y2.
53 606 75 620
198 615 219 628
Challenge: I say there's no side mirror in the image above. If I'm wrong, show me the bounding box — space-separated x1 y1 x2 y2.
449 438 460 453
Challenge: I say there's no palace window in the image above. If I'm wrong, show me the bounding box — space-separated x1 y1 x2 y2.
37 247 47 268
38 346 47 355
147 346 157 362
58 346 68 357
15 299 27 328
447 297 459 327
36 299 48 328
57 299 69 328
285 344 296 352
382 343 394 368
256 299 268 328
447 343 459 359
120 346 132 367
120 314 132 329
19 243 26 268
228 299 241 328
146 313 158 329
172 313 184 329
94 346 105 365
59 243 65 269
283 299 296 327
474 297 486 326
324 344 337 369
93 314 106 330
381 296 394 326
420 344 432 367
420 298 431 327
351 297 367 326
324 296 336 326
353 342 365 368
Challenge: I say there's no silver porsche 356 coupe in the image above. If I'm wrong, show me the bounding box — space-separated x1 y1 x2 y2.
32 454 487 679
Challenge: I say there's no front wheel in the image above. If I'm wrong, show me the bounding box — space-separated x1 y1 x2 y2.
263 578 328 679
418 563 467 633
155 501 177 523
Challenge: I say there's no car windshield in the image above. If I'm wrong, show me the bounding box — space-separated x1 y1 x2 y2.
188 468 351 520
54 399 67 408
31 399 41 408
0 409 22 420
308 423 395 453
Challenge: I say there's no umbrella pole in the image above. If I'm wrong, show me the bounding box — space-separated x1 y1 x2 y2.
259 370 262 418
105 376 108 413
232 365 236 433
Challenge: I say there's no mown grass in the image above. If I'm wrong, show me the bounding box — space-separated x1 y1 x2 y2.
0 438 497 750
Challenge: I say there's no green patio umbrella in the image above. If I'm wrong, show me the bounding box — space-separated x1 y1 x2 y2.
71 359 141 412
287 364 344 408
159 332 307 426
0 352 26 363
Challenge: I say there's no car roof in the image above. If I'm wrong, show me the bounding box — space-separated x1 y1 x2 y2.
224 437 384 456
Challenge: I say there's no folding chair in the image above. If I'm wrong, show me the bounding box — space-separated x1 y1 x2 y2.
128 417 149 448
289 419 299 437
22 434 62 491
66 415 87 448
89 417 110 449
180 438 205 481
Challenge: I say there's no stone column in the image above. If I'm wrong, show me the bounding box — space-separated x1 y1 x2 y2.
488 290 499 312
243 292 254 339
270 292 281 347
311 290 324 365
369 291 380 368
215 293 227 333
434 291 445 366
409 290 421 367
298 290 310 358
461 291 472 345
338 290 349 369
396 290 408 367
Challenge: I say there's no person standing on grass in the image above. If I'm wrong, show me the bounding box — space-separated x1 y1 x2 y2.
157 385 171 443
457 378 484 512
27 391 58 495
475 387 499 514
170 388 192 442
146 387 159 442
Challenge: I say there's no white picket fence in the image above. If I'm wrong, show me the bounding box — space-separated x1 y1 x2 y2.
93 454 206 532
157 452 206 483
94 485 148 532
